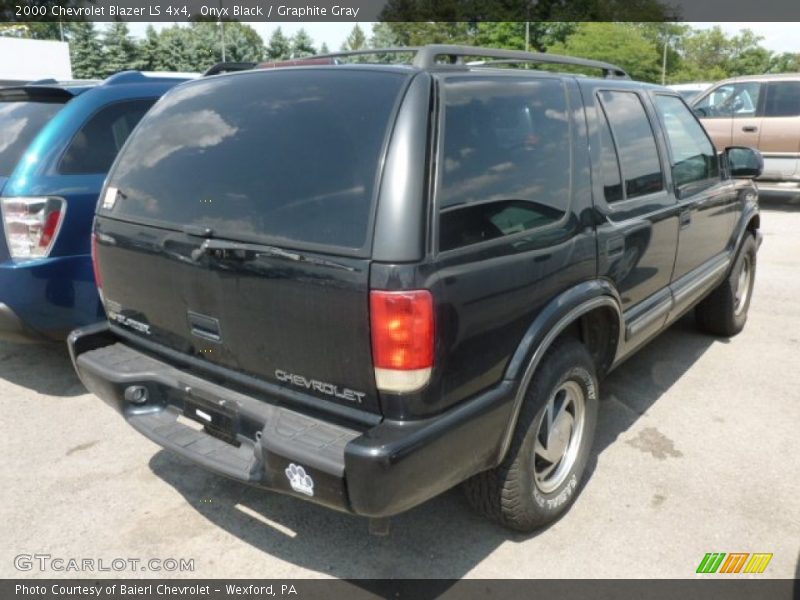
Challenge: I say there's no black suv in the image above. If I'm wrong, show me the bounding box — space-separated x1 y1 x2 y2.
69 46 762 532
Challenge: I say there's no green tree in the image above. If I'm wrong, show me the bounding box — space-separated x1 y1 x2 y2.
187 22 264 69
382 22 476 47
319 42 330 54
266 27 291 60
101 22 140 76
631 22 690 83
291 28 316 58
219 21 265 63
342 24 367 51
369 22 406 63
548 23 662 82
670 27 772 82
69 22 104 79
370 22 400 48
154 25 195 72
768 52 800 73
137 25 161 71
727 30 771 77
186 22 219 70
474 22 577 53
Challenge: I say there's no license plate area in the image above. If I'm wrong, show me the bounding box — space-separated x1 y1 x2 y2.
182 391 240 447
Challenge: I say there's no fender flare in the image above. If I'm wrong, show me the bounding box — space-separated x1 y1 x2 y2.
496 280 623 462
730 193 760 262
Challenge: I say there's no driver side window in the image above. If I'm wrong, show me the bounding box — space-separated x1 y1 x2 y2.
693 82 762 119
655 95 719 192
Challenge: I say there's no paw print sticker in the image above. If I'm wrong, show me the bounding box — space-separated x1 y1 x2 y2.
285 463 314 497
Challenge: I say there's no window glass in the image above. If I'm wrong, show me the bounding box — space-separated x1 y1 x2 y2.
597 105 623 202
59 98 155 175
655 95 719 189
438 77 570 251
598 91 664 199
104 71 408 251
0 99 65 176
693 82 761 118
764 81 800 117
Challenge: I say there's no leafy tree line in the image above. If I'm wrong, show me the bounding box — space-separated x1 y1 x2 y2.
374 22 800 83
0 21 321 77
2 21 798 83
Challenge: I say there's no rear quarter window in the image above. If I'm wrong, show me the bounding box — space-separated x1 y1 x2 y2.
437 76 571 252
103 69 409 253
764 81 800 118
0 99 65 176
58 98 156 175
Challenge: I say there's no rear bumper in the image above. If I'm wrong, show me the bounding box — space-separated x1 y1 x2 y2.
0 255 103 341
68 323 516 518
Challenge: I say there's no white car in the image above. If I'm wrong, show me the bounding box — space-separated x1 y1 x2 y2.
667 82 713 103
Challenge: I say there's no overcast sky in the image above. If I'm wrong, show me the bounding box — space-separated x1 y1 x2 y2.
124 22 800 54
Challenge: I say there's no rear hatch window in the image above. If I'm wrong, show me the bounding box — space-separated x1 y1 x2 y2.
102 68 411 254
0 98 66 176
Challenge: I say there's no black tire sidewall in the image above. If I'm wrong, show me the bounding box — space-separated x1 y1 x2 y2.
511 343 599 525
730 235 757 330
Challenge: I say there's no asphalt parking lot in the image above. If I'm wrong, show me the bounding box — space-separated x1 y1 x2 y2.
1 205 798 580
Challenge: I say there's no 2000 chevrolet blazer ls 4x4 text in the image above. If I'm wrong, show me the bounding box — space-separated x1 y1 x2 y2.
69 46 763 532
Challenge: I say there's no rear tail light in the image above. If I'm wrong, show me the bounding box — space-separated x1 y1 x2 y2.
370 290 434 393
1 196 66 258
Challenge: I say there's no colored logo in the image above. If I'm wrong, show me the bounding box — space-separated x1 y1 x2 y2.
696 552 773 574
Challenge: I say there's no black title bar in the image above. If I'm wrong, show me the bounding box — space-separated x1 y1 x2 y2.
2 0 800 22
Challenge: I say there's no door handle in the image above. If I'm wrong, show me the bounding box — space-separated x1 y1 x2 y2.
679 210 692 229
742 125 758 133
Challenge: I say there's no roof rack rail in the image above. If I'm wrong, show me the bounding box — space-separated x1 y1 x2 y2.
311 45 629 79
203 62 257 77
258 57 341 68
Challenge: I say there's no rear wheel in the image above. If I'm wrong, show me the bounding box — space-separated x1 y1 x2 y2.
463 339 598 532
696 234 757 337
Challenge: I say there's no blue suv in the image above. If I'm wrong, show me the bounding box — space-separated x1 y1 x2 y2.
0 72 193 341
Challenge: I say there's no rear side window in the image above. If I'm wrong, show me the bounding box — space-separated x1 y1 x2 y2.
654 95 719 191
597 90 664 200
104 70 409 252
0 100 65 176
764 82 800 117
59 98 156 175
438 77 571 252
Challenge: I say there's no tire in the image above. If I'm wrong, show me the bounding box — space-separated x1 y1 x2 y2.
463 338 599 532
696 234 757 337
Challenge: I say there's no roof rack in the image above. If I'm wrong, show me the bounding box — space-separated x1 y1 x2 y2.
203 62 257 77
258 57 340 68
312 45 629 79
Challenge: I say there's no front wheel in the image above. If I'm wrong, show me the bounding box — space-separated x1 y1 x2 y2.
696 234 757 337
463 339 598 532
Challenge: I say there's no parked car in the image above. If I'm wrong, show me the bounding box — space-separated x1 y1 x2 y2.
0 72 193 342
666 82 712 102
69 46 762 532
692 74 800 197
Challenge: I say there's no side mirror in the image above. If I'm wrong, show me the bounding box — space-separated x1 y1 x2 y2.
725 146 763 179
693 106 707 117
